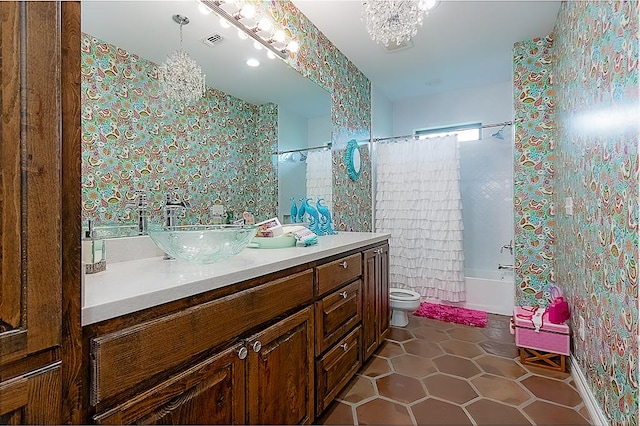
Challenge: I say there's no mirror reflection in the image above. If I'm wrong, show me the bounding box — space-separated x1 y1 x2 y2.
81 1 331 232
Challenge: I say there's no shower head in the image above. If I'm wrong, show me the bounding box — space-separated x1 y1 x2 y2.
491 125 506 140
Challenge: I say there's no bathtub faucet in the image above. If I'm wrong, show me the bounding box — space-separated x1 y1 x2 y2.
500 240 514 255
498 264 514 271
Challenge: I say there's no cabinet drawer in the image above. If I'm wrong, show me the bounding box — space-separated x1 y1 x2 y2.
90 269 313 407
315 326 362 415
315 280 361 354
316 253 362 296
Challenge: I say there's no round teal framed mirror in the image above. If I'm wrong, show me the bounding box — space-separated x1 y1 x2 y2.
345 139 362 181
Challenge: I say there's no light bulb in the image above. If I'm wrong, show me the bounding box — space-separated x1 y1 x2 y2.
273 29 285 43
286 40 299 53
258 17 272 32
253 41 263 50
246 58 260 67
267 51 276 59
219 17 231 28
237 29 248 40
424 0 438 9
240 4 255 19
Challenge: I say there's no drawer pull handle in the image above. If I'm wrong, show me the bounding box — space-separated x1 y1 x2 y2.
238 347 248 360
252 341 262 353
340 343 348 351
376 248 383 254
340 291 348 299
340 261 348 269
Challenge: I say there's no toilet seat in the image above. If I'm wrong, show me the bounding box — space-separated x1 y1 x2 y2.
389 288 420 301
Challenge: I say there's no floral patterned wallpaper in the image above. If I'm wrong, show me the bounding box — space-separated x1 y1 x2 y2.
513 36 556 306
81 1 373 231
551 1 639 423
81 34 277 225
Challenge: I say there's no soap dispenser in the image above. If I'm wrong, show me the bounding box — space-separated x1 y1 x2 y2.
83 219 106 274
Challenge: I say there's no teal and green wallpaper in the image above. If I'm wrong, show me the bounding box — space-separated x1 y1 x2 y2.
81 0 373 232
81 34 278 225
515 1 639 423
552 1 639 423
513 36 556 306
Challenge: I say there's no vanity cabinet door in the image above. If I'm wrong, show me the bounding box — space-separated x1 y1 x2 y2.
246 306 314 425
93 343 246 425
362 244 390 360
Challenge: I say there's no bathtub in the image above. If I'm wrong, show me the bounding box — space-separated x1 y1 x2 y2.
461 269 515 316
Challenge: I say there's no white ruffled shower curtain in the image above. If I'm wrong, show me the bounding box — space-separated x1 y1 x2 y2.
375 135 466 302
305 149 333 211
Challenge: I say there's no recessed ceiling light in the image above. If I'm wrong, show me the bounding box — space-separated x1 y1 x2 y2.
198 2 211 15
246 58 260 67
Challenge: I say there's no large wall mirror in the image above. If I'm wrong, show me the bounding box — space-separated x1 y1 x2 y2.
81 1 331 229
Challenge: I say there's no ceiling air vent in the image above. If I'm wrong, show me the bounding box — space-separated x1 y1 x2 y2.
203 33 224 47
382 39 414 53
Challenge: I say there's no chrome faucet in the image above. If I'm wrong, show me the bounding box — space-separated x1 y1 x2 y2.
125 190 150 235
164 188 191 228
498 264 514 271
500 239 514 255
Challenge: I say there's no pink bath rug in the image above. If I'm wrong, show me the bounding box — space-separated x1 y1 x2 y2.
414 302 488 328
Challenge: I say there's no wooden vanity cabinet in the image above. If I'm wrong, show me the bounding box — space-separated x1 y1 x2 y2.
93 306 314 426
85 240 389 424
362 244 390 360
88 271 314 425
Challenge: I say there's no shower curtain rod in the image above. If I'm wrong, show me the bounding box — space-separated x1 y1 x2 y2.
371 120 514 143
275 143 332 156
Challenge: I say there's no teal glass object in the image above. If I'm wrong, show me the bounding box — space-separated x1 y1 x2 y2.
290 197 299 223
301 197 320 234
316 198 337 235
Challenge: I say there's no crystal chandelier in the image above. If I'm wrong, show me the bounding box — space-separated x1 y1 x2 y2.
158 15 206 105
361 0 437 47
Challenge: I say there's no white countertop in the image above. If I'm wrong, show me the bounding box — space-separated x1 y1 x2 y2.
82 232 390 326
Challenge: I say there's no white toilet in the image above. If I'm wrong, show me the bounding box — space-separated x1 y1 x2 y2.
389 288 421 327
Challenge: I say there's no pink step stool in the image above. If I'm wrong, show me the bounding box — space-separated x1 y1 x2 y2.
513 306 570 372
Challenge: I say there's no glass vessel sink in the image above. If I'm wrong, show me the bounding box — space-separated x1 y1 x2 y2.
147 224 258 264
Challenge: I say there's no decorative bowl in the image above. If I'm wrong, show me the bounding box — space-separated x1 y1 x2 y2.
147 224 258 264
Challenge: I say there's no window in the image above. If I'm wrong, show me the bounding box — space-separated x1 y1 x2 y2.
415 122 481 142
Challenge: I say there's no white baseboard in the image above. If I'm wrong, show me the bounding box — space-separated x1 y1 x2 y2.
570 355 608 426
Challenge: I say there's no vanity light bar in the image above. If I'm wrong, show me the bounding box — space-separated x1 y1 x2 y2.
201 0 288 59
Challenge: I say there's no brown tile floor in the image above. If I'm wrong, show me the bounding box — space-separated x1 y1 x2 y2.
317 314 592 425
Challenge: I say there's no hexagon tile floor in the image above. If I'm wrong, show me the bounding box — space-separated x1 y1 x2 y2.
317 313 592 425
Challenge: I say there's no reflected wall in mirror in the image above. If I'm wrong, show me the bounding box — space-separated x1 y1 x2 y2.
81 1 331 228
277 105 332 224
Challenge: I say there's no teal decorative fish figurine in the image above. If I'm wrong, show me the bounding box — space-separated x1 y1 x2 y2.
290 197 298 223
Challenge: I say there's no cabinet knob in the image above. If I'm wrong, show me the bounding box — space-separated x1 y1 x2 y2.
238 346 248 360
340 291 348 299
252 341 262 352
340 261 348 269
340 342 348 351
